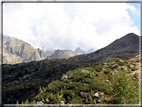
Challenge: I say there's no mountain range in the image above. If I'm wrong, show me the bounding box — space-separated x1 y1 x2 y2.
2 36 96 64
2 36 48 64
2 32 141 104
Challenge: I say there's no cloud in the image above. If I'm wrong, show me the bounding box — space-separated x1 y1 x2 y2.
3 3 140 52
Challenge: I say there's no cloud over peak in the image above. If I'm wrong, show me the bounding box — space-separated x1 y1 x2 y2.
3 3 140 52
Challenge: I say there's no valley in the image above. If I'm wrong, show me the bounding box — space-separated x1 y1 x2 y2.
2 33 141 105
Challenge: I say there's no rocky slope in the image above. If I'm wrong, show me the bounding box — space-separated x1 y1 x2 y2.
69 33 141 64
49 49 78 59
3 36 48 64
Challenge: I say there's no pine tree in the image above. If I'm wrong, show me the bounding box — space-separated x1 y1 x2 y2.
64 86 66 90
16 100 19 107
89 95 93 102
60 89 63 96
89 71 92 78
80 99 83 104
56 93 60 103
91 89 93 96
38 86 42 93
93 99 96 104
48 84 50 90
110 70 139 104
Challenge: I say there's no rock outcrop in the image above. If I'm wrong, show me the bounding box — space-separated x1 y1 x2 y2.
2 36 48 64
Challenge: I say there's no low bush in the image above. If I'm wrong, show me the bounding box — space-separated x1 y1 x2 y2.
104 70 110 74
94 64 103 72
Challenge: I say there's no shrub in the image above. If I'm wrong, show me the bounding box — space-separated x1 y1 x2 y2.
117 62 125 66
94 64 103 72
104 70 110 74
131 67 138 71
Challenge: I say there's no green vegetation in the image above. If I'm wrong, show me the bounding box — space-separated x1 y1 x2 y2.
3 57 139 104
109 70 139 104
94 63 103 72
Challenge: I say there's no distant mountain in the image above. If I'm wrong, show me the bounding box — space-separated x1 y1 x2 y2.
75 47 86 55
69 33 141 64
87 48 95 54
50 49 78 59
45 50 54 56
3 36 48 64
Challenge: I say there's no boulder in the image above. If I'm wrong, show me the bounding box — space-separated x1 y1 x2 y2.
105 79 109 82
111 64 117 69
81 69 89 73
45 98 50 103
80 92 87 98
99 92 103 95
130 65 134 68
67 96 71 103
60 74 68 81
121 66 128 70
68 73 73 79
60 101 64 105
93 92 99 98
96 99 102 103
36 101 44 104
104 98 108 101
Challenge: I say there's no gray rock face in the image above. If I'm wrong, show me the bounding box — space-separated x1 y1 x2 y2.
3 36 48 64
50 49 77 59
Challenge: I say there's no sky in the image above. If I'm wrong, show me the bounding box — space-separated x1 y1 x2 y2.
3 2 140 52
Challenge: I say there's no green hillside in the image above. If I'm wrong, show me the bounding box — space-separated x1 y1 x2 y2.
20 57 139 104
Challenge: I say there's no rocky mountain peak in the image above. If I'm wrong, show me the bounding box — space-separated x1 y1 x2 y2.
75 47 85 55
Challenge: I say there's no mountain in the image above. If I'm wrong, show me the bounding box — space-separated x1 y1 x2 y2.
50 49 77 59
3 36 48 64
69 33 140 64
75 47 86 55
45 50 54 56
87 48 95 54
2 32 141 104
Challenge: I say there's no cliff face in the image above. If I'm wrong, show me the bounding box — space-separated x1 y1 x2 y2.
2 36 48 64
50 49 78 59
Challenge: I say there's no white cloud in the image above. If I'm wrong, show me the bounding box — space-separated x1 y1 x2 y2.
3 3 140 52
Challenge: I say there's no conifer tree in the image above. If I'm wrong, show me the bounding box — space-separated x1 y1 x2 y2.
89 71 92 78
16 100 19 107
38 86 42 93
110 70 139 104
91 89 93 96
80 99 83 104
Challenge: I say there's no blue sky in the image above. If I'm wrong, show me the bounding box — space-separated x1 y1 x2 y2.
127 3 140 30
3 3 140 52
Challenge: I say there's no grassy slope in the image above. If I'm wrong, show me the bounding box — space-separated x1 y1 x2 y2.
29 57 139 104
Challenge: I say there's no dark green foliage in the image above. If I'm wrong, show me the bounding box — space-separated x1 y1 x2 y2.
70 71 89 81
104 70 110 74
133 73 138 79
110 70 139 104
63 90 74 98
94 64 103 72
131 67 138 71
83 78 111 95
117 62 125 66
